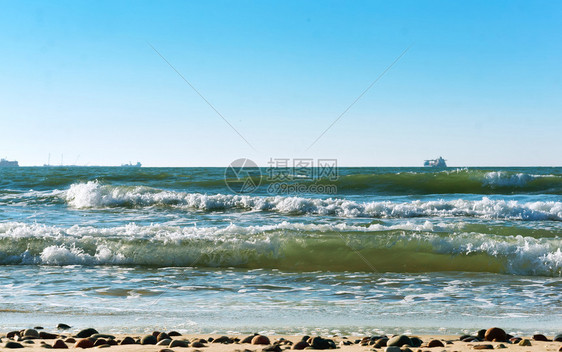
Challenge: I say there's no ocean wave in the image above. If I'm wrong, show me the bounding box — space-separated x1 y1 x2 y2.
64 181 562 221
3 168 562 195
325 169 562 194
0 222 560 276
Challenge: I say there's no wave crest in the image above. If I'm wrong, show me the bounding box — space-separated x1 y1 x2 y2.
64 181 562 221
0 222 560 276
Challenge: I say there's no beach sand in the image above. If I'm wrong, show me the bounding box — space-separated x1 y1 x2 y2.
1 331 560 352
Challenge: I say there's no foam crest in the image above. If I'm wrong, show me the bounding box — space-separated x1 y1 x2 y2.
0 221 560 276
64 182 562 221
483 171 535 187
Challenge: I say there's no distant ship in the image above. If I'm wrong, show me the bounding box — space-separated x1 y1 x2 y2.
424 156 447 168
121 162 142 168
0 158 19 167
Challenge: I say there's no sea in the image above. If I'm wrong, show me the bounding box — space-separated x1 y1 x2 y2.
0 166 560 336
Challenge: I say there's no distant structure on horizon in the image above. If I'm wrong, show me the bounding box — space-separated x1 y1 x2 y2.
121 162 142 168
0 158 19 167
424 156 447 168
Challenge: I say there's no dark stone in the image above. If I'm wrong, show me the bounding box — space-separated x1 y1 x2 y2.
23 329 39 338
156 339 172 346
40 332 59 339
484 328 506 342
74 338 95 348
214 336 233 344
168 331 182 337
427 340 444 347
308 337 333 350
90 334 115 340
509 337 521 344
459 335 472 341
4 341 24 349
94 339 107 346
387 335 412 347
34 326 44 330
75 328 98 338
53 339 68 349
263 345 282 352
463 337 480 342
119 337 135 345
157 333 171 342
141 335 158 345
477 330 487 340
152 331 161 337
554 333 562 342
169 339 190 347
410 337 423 348
532 334 549 341
7 331 20 339
293 341 310 350
473 344 494 350
57 324 71 330
242 335 257 343
64 338 76 343
192 340 206 348
302 336 311 342
375 338 388 347
252 335 271 345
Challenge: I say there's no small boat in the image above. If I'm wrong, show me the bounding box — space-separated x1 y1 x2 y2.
0 158 19 167
424 156 447 168
121 162 142 168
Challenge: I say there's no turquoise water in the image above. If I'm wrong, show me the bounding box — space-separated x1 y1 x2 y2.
0 167 560 334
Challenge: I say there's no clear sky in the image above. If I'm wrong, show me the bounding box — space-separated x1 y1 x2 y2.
0 0 560 166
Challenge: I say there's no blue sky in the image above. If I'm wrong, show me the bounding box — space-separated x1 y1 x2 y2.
1 0 560 166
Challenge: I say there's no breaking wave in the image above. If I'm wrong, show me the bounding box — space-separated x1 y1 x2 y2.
0 222 560 276
64 181 562 221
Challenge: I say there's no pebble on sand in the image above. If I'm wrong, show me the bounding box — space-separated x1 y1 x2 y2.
242 335 257 344
484 328 506 342
427 340 444 347
141 334 158 345
387 335 412 347
293 340 310 350
252 335 271 345
23 328 39 339
473 344 494 349
57 323 71 330
4 341 24 349
157 332 171 342
192 340 207 348
385 346 402 352
518 339 531 346
119 336 135 345
74 338 95 349
53 339 69 349
169 339 190 348
76 328 99 338
156 338 172 346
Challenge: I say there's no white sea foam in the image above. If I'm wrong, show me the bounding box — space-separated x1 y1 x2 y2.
0 221 560 276
64 181 562 221
483 171 535 187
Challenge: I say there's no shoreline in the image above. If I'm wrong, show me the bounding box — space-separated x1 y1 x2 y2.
1 327 561 351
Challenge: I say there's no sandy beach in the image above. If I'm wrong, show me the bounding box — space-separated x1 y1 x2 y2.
1 329 561 351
